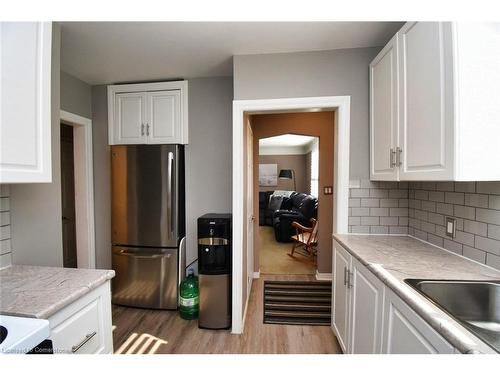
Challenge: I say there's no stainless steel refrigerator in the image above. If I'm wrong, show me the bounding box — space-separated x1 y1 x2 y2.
111 145 186 309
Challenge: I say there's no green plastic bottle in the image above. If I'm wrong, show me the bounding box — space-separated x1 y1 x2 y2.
179 268 199 320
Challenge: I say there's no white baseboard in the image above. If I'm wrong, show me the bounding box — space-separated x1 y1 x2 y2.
253 270 260 279
315 270 333 281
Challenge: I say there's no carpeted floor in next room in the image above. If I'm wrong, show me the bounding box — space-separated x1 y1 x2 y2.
259 226 316 275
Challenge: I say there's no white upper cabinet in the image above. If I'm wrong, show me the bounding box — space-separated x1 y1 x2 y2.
370 22 500 181
147 90 181 144
0 22 52 183
370 34 399 181
114 92 147 144
108 81 188 145
398 22 454 180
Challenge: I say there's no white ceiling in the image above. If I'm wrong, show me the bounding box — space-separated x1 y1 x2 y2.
259 134 316 148
60 22 403 85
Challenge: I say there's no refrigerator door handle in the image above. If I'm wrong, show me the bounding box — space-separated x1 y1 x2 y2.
178 236 186 288
118 249 170 259
167 151 174 239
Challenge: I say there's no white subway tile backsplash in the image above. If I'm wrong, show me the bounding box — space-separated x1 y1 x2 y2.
476 208 500 225
380 199 399 207
454 182 476 193
350 180 500 271
463 246 486 263
463 220 487 237
351 207 370 216
489 195 500 210
435 182 455 192
445 192 465 205
351 189 370 198
0 239 11 255
428 191 445 202
370 226 389 234
0 185 12 268
488 224 500 241
0 197 10 211
421 201 436 212
477 182 500 195
360 198 379 207
0 212 10 226
465 193 489 208
361 216 379 226
428 233 444 248
486 253 500 270
453 205 475 220
370 207 389 216
444 239 463 255
474 236 500 256
0 226 11 241
380 216 399 226
436 203 454 216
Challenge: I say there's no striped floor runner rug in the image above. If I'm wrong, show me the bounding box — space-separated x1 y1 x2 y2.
263 280 332 326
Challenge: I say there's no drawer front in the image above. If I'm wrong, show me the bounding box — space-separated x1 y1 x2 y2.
51 299 102 354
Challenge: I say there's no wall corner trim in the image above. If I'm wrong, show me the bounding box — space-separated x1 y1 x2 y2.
315 270 333 281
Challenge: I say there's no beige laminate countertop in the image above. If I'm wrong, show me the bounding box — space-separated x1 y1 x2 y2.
333 234 500 354
0 265 115 319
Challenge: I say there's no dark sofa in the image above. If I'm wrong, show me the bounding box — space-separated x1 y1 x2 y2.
272 192 318 243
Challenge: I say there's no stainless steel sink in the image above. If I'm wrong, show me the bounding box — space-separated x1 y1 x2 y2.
405 279 500 353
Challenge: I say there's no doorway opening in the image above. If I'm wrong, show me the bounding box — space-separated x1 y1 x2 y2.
232 96 350 334
257 133 320 275
61 124 77 267
59 110 96 269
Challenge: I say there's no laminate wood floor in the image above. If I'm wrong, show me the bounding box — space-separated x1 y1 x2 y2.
112 274 342 354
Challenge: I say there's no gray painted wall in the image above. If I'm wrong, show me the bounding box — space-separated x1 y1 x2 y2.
60 71 92 118
10 24 63 267
91 85 112 269
233 47 381 180
185 77 233 266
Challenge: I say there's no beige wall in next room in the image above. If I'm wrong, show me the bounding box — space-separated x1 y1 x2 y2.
258 154 310 194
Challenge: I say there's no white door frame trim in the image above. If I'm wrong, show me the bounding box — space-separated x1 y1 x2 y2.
60 110 96 269
232 96 351 334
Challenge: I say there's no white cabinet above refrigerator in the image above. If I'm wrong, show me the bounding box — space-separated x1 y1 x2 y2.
107 81 188 145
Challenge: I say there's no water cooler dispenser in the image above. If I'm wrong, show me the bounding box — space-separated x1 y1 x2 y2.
197 214 232 329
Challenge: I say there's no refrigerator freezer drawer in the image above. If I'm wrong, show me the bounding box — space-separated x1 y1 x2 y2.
112 247 178 309
199 274 231 329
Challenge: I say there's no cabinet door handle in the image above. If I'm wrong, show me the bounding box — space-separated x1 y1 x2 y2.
347 271 354 289
390 148 396 168
396 147 402 167
343 266 348 286
146 123 150 136
141 123 145 136
71 331 97 353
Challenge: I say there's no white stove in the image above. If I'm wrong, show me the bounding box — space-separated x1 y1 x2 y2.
0 315 50 354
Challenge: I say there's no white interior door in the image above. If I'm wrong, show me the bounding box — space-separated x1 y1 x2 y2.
114 93 146 144
146 90 181 144
398 22 454 180
370 34 399 181
246 122 254 291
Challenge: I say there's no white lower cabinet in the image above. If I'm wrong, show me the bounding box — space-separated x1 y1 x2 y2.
382 288 454 354
332 240 455 354
332 241 351 351
48 281 113 354
349 258 384 354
